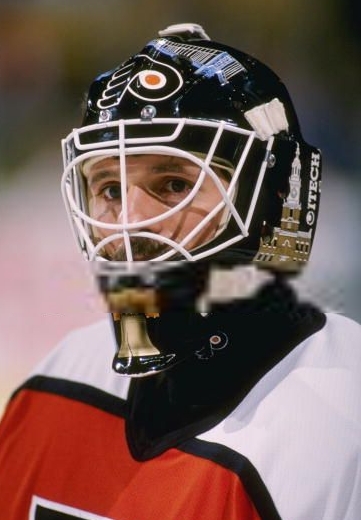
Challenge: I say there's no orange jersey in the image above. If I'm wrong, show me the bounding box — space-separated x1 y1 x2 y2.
0 377 278 520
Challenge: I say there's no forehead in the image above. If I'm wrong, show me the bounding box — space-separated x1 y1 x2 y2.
82 154 196 178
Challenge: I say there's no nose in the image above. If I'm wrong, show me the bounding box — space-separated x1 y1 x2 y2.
119 185 166 233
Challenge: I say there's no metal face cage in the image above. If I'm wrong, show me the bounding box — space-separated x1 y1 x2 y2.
61 117 274 263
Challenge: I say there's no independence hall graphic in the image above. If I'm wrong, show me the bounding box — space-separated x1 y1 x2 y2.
255 144 312 269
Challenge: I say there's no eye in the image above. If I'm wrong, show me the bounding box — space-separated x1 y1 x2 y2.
165 179 191 193
153 176 196 206
102 183 121 200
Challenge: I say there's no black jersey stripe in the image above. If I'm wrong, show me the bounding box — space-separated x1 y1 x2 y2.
12 375 127 418
179 437 282 520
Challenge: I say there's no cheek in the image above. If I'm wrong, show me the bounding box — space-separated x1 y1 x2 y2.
166 206 221 246
88 197 98 219
88 195 101 219
196 179 227 211
89 197 119 223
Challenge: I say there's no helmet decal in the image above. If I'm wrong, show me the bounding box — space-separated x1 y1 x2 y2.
138 70 167 89
149 39 246 84
127 56 183 101
305 152 321 226
255 143 321 270
97 63 135 109
98 55 183 108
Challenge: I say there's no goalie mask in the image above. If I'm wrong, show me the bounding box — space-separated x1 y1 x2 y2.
61 23 322 376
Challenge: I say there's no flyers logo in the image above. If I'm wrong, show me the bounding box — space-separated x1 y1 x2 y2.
97 55 183 109
30 496 115 520
195 332 229 360
97 62 135 110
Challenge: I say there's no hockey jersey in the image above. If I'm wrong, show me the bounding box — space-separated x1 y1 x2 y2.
0 298 360 519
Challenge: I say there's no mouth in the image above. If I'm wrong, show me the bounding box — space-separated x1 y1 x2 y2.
105 287 160 315
92 258 191 317
112 237 170 262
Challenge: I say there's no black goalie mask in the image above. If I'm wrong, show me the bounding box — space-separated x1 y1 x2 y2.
61 23 322 376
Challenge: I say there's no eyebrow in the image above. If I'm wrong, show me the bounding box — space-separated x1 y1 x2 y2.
85 158 189 184
85 170 119 188
84 157 230 187
151 161 188 173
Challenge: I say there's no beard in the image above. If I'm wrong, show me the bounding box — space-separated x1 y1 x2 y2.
111 237 170 261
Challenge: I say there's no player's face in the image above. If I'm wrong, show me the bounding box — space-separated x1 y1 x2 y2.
83 154 229 261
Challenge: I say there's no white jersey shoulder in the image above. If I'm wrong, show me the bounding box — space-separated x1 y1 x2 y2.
198 313 361 520
31 318 130 400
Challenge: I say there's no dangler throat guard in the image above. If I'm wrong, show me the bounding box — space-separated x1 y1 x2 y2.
93 261 210 377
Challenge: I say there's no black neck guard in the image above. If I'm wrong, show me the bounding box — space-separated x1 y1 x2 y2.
126 279 326 460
